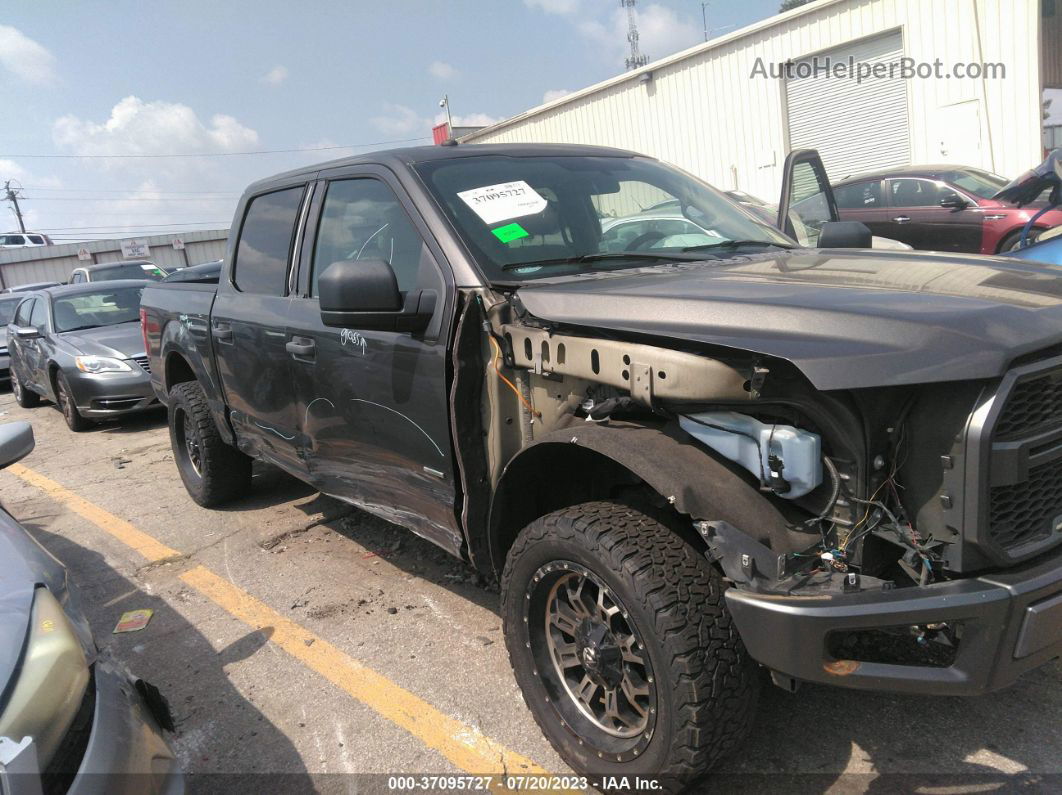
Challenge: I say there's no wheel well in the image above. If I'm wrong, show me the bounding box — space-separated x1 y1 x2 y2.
47 361 60 394
165 352 196 394
998 225 1046 253
486 442 701 575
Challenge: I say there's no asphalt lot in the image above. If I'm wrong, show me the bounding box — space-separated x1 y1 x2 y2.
1 389 1060 793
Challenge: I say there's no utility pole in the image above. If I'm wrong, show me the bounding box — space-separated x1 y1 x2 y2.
701 2 709 41
621 0 649 71
4 180 26 233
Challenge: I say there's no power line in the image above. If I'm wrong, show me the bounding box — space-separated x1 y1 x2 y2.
2 135 431 159
23 196 236 202
34 222 231 231
21 186 242 195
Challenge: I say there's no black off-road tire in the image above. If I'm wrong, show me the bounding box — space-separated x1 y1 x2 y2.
11 369 40 408
169 381 251 507
54 371 92 432
501 501 759 789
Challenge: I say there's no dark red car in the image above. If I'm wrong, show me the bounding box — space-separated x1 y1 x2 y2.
833 165 1062 253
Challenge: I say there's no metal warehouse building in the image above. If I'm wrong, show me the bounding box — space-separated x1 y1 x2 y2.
462 0 1055 201
0 229 227 289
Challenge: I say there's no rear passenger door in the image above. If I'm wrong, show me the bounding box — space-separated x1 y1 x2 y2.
833 179 894 238
284 168 461 553
212 184 309 473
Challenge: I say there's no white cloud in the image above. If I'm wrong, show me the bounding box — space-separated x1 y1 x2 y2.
428 60 458 80
53 96 259 157
542 88 571 104
370 103 430 136
528 1 700 67
261 65 288 86
442 112 501 128
524 0 581 15
0 25 57 85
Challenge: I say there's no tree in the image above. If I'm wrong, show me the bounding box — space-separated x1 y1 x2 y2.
779 0 811 11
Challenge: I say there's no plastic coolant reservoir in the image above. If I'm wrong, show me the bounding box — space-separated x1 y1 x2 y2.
678 411 822 499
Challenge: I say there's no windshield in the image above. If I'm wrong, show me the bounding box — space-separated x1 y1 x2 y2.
92 263 166 281
414 155 791 281
0 297 21 325
52 286 144 332
945 169 1008 199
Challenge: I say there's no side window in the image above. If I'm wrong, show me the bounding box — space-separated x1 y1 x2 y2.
311 179 426 296
834 181 883 209
889 179 938 208
13 299 34 327
71 272 82 284
233 186 305 296
30 299 47 330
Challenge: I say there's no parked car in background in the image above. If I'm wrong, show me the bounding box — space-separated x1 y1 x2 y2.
160 260 222 283
727 188 913 250
833 165 1062 253
0 295 24 383
0 421 181 792
0 232 53 249
2 282 62 294
69 261 168 284
7 281 158 431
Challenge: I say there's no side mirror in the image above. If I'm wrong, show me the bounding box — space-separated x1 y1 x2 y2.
817 221 873 249
318 258 436 332
940 195 968 210
14 326 40 340
0 422 34 469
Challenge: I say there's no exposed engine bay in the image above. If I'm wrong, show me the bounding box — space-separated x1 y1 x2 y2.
474 288 965 594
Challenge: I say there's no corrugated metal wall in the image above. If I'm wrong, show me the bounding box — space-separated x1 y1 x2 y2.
464 0 1041 201
0 229 228 289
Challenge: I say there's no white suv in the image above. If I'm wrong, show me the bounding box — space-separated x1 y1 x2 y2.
0 232 52 248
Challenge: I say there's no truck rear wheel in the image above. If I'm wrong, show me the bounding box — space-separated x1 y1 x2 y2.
169 381 251 507
500 501 758 788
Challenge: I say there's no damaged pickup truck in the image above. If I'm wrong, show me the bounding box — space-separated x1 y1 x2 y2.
140 143 1062 786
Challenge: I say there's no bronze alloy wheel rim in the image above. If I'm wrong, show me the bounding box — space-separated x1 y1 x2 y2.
177 409 203 476
57 378 74 420
524 561 657 761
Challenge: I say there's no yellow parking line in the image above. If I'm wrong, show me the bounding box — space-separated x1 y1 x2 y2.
8 463 180 562
6 463 547 778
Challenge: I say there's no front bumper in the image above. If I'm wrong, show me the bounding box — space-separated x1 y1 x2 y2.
726 549 1062 695
65 369 159 418
67 659 183 795
1 660 181 795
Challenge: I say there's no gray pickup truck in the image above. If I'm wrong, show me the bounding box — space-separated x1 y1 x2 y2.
140 142 1062 786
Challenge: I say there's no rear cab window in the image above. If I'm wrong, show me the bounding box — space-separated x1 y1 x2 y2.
232 187 306 295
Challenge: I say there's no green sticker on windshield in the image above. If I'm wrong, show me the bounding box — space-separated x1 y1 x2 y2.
492 222 529 243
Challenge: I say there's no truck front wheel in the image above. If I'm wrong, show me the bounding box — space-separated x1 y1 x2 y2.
501 501 758 788
169 381 251 507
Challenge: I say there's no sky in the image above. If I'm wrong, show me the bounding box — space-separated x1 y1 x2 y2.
0 0 783 243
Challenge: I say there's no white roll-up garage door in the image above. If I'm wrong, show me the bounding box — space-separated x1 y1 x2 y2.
786 31 910 182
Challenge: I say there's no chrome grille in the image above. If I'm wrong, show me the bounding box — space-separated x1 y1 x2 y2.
131 354 150 374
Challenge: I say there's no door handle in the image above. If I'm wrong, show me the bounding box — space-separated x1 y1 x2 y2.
286 337 316 359
212 324 233 343
892 216 911 224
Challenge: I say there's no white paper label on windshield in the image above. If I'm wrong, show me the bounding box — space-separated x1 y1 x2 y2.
457 181 548 225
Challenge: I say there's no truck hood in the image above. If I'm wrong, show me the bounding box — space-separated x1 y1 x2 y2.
514 248 1062 390
58 321 145 360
